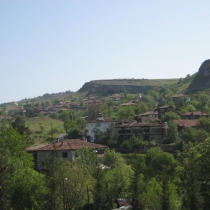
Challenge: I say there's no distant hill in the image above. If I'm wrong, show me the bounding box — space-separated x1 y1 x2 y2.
186 59 210 94
2 59 210 109
78 78 179 94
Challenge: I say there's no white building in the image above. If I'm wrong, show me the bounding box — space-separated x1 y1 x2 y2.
85 114 116 143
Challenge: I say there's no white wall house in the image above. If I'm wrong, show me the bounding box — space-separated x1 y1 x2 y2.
27 139 107 171
85 114 116 143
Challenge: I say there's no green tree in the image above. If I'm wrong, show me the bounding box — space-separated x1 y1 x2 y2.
163 121 179 144
198 93 209 113
49 112 58 119
180 127 196 144
11 116 32 135
116 106 136 121
128 152 145 210
161 111 180 123
145 147 178 210
143 178 163 210
0 127 47 209
177 143 203 210
197 117 210 133
135 101 149 115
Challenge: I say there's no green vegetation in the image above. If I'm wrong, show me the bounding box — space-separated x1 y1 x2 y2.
25 116 65 143
1 122 210 209
87 78 179 86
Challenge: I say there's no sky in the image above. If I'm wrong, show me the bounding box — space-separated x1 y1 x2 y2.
1 1 210 103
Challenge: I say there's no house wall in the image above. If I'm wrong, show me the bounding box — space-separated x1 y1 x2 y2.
36 150 75 171
116 126 163 142
85 122 115 142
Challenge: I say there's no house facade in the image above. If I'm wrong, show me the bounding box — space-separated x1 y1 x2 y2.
182 111 209 119
173 119 197 132
85 114 116 143
115 120 164 143
27 139 107 171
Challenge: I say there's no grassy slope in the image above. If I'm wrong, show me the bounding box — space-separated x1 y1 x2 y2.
25 116 65 144
90 78 179 86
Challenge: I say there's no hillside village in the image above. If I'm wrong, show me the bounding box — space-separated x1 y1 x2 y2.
2 60 210 209
1 73 210 150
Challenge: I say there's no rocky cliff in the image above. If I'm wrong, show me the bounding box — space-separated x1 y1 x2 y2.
78 79 179 94
186 59 210 94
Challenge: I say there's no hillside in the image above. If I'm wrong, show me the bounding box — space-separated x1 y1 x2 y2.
78 78 179 94
186 59 210 94
25 116 65 144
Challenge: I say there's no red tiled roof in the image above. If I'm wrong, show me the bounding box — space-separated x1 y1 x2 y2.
115 122 162 128
156 105 172 109
120 102 137 106
173 120 197 127
182 111 209 116
109 94 121 98
28 139 107 151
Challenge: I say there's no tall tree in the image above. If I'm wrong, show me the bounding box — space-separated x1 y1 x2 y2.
163 121 179 144
128 152 145 210
11 116 32 135
177 143 203 210
145 147 178 210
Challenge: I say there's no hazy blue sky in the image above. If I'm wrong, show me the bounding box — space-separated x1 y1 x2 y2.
1 1 210 103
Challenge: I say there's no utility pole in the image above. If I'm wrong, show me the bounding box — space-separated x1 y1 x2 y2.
51 124 53 138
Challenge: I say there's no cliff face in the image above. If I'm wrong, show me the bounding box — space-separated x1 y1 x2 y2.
78 82 154 94
78 79 179 94
186 59 210 94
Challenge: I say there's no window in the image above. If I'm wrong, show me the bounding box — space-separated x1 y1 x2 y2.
63 152 68 158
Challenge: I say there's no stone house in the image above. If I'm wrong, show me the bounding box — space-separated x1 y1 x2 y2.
27 139 107 171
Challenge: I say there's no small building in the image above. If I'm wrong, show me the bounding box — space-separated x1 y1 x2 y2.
171 94 189 101
108 93 122 101
115 120 163 143
173 119 197 132
27 139 107 171
137 111 159 119
85 114 116 143
182 111 209 119
120 102 137 107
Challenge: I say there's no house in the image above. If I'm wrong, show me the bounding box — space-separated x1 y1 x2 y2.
136 111 159 119
115 120 164 143
120 102 137 107
182 111 209 119
108 93 122 101
27 139 107 171
173 119 197 132
171 94 189 101
85 114 116 143
84 99 102 105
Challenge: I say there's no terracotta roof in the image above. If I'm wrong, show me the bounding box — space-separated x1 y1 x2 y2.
115 122 162 128
173 120 197 127
156 105 172 109
120 102 137 106
182 111 209 116
27 139 107 151
137 111 158 116
27 144 48 152
109 94 121 98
